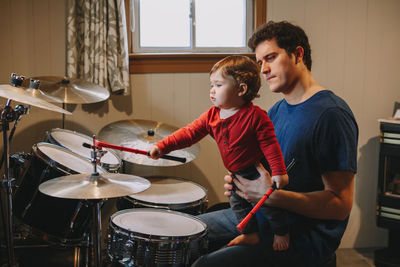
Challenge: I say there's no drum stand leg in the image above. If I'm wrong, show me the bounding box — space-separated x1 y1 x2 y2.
0 101 21 267
91 200 102 267
62 103 66 129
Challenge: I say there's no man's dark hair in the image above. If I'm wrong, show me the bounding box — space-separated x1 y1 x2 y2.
248 21 312 71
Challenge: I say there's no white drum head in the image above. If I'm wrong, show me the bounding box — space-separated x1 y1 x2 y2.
36 142 106 174
112 209 206 237
129 177 206 205
50 129 120 166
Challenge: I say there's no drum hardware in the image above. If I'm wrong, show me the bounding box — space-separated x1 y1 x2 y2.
38 136 150 267
98 119 200 167
1 100 26 266
0 73 72 266
0 104 29 171
0 74 28 266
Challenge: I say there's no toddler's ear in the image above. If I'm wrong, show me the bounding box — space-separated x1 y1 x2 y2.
238 83 248 96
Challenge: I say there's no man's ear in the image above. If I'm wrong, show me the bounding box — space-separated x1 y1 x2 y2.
295 46 304 64
238 83 248 96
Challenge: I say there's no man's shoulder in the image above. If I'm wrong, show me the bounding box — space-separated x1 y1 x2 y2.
267 98 286 115
314 90 355 118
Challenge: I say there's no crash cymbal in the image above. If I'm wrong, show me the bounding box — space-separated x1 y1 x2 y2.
0 84 71 115
27 76 110 104
24 88 63 103
23 78 63 103
98 119 200 166
39 172 150 199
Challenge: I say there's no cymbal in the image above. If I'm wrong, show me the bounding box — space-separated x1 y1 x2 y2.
98 119 200 166
39 172 150 199
26 76 110 104
0 84 71 115
25 88 63 103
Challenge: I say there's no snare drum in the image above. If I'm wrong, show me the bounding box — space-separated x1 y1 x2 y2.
13 142 107 244
117 176 208 215
46 128 121 172
107 209 208 266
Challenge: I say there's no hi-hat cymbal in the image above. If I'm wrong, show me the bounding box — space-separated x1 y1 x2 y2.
27 76 110 104
98 119 200 166
0 84 71 115
39 172 150 199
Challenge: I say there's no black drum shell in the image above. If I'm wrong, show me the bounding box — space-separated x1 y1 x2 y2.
13 142 106 244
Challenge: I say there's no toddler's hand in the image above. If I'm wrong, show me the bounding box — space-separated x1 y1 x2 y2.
149 145 161 159
271 174 289 189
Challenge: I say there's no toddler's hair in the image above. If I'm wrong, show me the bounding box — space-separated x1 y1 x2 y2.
210 55 261 102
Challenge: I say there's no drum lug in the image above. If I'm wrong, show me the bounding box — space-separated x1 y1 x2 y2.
202 199 209 214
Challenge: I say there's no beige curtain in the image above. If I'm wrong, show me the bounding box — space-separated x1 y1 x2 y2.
67 0 130 95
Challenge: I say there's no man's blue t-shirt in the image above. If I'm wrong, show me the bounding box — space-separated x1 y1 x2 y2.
266 90 358 264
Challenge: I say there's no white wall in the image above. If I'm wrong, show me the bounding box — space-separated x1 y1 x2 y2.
1 0 400 248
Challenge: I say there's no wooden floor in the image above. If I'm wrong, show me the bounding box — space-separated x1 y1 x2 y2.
337 248 376 267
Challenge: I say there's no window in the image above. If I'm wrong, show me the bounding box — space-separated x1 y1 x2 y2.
126 0 267 73
132 0 252 53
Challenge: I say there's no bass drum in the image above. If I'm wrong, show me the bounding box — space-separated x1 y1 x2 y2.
107 209 208 267
13 142 107 244
117 176 208 215
46 128 121 172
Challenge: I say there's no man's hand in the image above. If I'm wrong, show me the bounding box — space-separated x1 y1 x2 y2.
224 162 273 203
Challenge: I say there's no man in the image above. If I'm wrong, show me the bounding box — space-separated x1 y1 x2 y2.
192 21 358 266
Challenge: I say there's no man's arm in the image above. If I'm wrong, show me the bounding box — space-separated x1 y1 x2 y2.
227 162 354 220
269 170 354 220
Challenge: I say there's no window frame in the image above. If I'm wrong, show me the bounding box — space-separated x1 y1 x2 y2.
125 0 267 73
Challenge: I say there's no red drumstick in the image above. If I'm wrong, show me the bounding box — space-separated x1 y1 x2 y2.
236 159 295 232
83 139 187 163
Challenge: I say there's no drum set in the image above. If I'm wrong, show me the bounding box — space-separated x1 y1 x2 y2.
0 74 207 267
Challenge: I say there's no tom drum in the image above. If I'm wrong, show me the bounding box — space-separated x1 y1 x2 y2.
116 176 208 215
46 128 121 172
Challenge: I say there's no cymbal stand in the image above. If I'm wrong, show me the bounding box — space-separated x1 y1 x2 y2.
1 75 29 166
89 135 106 267
0 105 29 172
62 103 66 129
0 100 23 267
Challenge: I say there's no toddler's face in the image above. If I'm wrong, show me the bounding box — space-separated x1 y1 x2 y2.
209 70 240 109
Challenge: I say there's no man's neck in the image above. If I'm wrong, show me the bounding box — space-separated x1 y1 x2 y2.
283 71 324 105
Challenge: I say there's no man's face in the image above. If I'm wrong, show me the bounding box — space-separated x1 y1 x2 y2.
255 38 298 93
